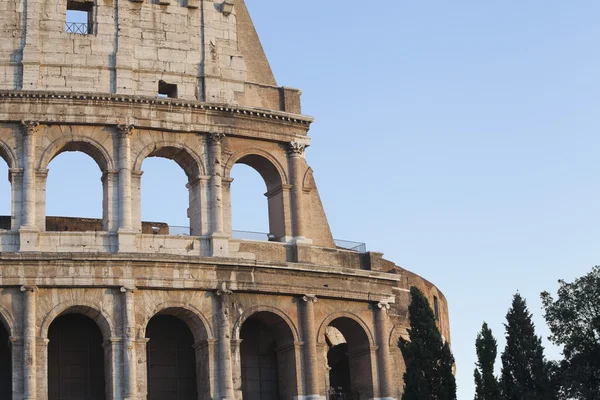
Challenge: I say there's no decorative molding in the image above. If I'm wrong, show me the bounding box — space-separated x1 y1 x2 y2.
20 285 38 293
20 120 39 135
0 91 313 126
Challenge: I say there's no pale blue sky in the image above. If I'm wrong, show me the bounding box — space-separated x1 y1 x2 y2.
2 1 599 398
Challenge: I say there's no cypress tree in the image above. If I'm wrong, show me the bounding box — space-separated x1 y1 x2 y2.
474 322 501 400
399 286 456 400
500 293 555 400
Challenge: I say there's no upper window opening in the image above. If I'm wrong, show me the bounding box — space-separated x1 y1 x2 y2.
65 1 93 35
433 296 440 320
158 81 178 99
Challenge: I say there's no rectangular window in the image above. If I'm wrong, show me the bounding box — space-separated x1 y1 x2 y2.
433 296 440 320
158 81 178 99
65 1 93 35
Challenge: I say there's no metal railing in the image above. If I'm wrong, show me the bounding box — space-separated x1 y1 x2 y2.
150 225 368 253
65 22 90 34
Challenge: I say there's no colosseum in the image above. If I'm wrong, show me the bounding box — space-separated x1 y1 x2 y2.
0 0 450 399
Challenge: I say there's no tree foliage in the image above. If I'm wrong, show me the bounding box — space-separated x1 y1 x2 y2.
399 286 456 400
474 322 501 400
500 293 554 400
541 266 600 399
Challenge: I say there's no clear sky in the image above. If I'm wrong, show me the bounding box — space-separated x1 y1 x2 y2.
1 1 599 398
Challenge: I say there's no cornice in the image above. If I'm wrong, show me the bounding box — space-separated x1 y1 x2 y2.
0 91 314 126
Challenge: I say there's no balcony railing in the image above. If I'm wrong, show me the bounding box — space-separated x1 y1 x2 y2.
159 226 367 253
65 22 90 34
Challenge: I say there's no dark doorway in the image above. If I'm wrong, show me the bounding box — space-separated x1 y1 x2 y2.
328 343 351 398
0 322 11 399
240 312 297 400
48 314 106 400
146 315 197 400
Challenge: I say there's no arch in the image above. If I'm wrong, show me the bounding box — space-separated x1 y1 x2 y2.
39 136 114 172
0 304 14 337
40 301 114 341
141 301 213 342
316 311 375 346
133 142 205 180
224 148 288 191
232 305 299 342
0 140 17 169
0 314 11 400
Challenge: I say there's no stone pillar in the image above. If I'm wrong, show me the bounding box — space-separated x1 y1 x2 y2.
121 287 137 400
117 125 134 231
117 125 136 252
215 289 234 399
103 337 122 400
9 168 24 230
208 134 229 256
135 338 150 400
302 295 321 399
22 0 41 88
21 285 37 400
102 170 119 232
20 121 39 230
287 141 310 242
375 302 395 400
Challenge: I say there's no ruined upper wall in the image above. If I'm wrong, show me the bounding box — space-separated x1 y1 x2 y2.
0 0 301 112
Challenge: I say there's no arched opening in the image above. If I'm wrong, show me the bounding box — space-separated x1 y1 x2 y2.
0 320 11 399
48 314 106 400
324 319 375 400
230 164 269 238
146 315 197 400
239 311 298 400
140 147 202 236
0 156 10 230
46 150 104 232
229 154 286 241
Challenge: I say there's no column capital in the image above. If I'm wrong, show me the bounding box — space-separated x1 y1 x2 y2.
302 294 318 303
117 124 135 136
120 286 137 293
20 285 38 293
21 121 40 136
208 132 226 144
287 140 307 157
377 301 391 310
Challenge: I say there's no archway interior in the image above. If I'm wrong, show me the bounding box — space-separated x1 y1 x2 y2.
0 157 9 229
0 320 11 399
141 157 190 235
240 312 297 400
325 318 374 399
46 151 103 231
48 314 106 400
230 164 269 235
232 155 285 240
146 315 197 400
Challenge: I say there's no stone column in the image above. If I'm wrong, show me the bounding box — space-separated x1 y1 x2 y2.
121 287 137 400
208 133 225 234
287 141 309 242
20 121 39 230
21 285 37 400
102 170 119 232
302 295 320 399
9 168 24 230
375 302 395 400
117 125 134 231
215 289 234 399
208 134 229 256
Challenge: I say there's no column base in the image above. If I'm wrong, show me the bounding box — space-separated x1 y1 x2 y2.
19 227 39 252
294 395 326 400
369 398 397 400
117 230 137 253
211 233 230 257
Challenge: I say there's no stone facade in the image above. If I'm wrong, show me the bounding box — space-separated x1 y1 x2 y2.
0 1 451 399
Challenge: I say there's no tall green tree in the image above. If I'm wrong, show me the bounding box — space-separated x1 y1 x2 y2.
474 322 501 400
399 286 456 400
500 293 555 400
541 266 600 400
